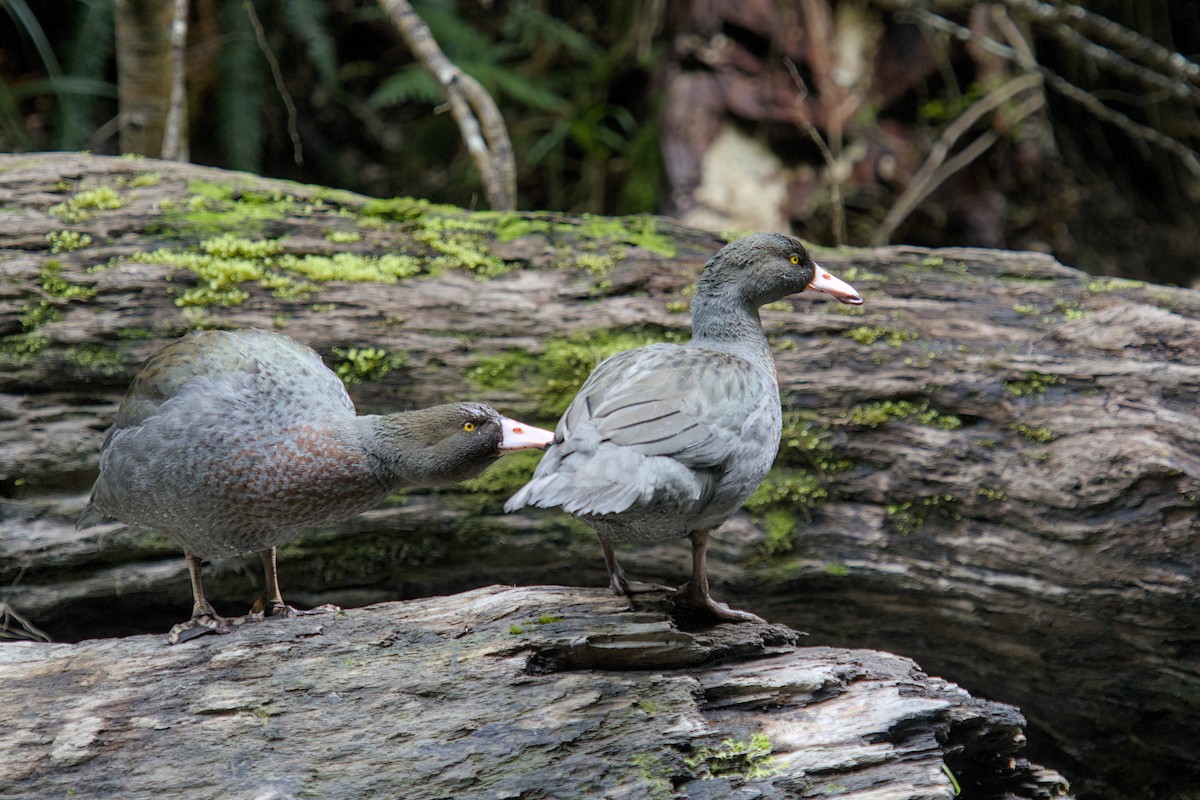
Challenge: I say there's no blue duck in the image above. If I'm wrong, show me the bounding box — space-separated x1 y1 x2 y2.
79 328 554 643
505 233 863 622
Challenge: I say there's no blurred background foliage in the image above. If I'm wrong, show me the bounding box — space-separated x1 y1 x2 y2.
1 0 1198 286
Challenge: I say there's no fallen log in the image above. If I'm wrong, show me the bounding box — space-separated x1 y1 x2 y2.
0 153 1196 800
0 585 1069 800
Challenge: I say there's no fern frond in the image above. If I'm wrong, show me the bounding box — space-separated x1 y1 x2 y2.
281 0 339 85
218 0 266 172
489 68 568 113
60 0 115 149
502 2 601 60
368 66 442 108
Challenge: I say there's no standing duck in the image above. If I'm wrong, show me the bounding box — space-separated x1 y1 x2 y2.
79 328 553 643
505 233 862 622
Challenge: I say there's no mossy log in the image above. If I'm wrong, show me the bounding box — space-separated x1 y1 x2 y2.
0 585 1070 800
1 153 1197 800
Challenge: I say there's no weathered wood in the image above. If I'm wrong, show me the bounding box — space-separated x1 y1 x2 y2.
0 585 1069 800
0 153 1197 800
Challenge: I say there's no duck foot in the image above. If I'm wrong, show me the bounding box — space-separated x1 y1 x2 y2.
673 582 766 624
260 601 341 620
609 571 673 596
166 612 251 645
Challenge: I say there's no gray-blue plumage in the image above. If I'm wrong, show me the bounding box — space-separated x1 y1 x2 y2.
80 328 553 643
505 232 863 621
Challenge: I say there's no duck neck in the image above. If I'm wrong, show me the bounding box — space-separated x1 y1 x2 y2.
689 291 776 374
355 412 444 490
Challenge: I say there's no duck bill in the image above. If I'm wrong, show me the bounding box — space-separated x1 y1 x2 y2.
498 416 556 452
807 262 864 305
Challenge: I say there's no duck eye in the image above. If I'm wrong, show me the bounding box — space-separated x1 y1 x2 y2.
463 422 476 432
789 254 800 265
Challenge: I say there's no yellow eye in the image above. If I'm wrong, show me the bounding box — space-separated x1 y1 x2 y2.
463 422 476 432
789 254 800 265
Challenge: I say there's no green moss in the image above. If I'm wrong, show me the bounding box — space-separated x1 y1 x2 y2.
49 185 127 222
685 733 780 780
325 230 362 244
508 624 525 635
361 196 457 222
1012 303 1038 315
921 256 944 268
746 468 828 518
760 509 797 556
124 172 161 188
1004 372 1065 397
977 486 1007 501
131 232 427 308
534 614 563 625
630 753 674 799
413 221 509 279
19 300 62 330
155 180 305 237
1014 423 1057 443
1086 277 1144 292
331 346 407 385
0 331 49 365
574 251 617 278
778 413 852 472
280 252 422 282
478 210 676 263
39 261 96 300
64 344 126 377
45 230 93 253
847 400 962 430
824 562 849 577
846 325 919 347
469 327 686 417
885 494 960 534
634 698 658 715
665 300 689 314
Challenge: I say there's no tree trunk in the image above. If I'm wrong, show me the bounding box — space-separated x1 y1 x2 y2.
0 585 1069 800
0 153 1196 800
113 0 177 156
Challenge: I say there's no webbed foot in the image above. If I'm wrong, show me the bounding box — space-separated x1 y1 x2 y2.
261 602 341 619
673 582 766 624
166 612 248 645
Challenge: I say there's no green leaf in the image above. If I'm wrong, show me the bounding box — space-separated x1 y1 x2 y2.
368 66 442 108
281 0 340 85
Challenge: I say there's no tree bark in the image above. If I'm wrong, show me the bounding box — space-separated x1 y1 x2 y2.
0 153 1196 800
113 0 177 156
0 585 1069 800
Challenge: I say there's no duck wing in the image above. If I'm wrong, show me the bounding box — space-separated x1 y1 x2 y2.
506 344 776 516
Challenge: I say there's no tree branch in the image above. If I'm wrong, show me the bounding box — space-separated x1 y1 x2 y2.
377 0 516 210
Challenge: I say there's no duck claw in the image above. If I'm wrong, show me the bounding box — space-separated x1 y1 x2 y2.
673 584 765 624
166 612 247 645
262 602 341 620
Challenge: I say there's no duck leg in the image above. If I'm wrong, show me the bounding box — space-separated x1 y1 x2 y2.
675 529 765 624
258 548 339 619
167 553 243 644
600 535 671 596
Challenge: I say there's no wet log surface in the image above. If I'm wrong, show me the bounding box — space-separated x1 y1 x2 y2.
0 585 1069 800
1 153 1197 800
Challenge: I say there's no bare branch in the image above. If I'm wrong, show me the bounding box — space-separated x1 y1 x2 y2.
872 73 1045 245
377 0 516 211
244 0 303 167
872 0 1200 178
784 58 847 246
